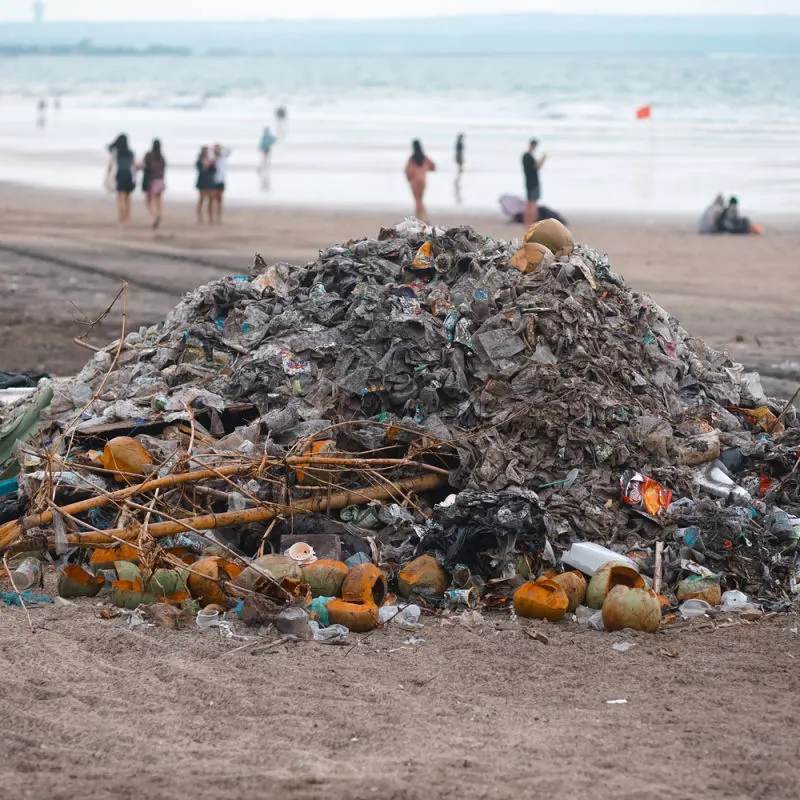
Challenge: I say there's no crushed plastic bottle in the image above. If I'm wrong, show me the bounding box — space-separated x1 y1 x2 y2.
694 461 751 505
574 604 605 630
378 604 421 625
679 599 713 619
308 621 349 644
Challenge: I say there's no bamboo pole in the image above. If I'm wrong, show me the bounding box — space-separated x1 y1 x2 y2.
26 473 446 551
0 456 449 550
0 464 258 549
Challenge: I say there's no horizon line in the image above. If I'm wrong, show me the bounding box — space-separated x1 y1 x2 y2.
3 11 800 24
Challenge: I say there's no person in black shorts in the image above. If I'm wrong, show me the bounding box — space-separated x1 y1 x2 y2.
195 145 216 224
107 133 136 225
522 138 547 227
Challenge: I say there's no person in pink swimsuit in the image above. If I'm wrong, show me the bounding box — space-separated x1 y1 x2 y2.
405 139 436 222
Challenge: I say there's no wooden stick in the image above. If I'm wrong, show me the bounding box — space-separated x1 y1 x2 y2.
284 456 450 475
72 338 102 353
653 541 664 596
38 473 445 550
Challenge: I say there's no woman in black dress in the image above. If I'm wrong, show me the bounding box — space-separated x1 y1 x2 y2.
195 145 216 224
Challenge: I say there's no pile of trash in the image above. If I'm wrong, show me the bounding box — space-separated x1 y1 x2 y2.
0 218 798 637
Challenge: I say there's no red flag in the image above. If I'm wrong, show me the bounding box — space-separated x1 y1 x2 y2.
636 105 651 120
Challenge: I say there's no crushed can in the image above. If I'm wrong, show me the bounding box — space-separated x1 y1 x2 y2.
444 587 479 609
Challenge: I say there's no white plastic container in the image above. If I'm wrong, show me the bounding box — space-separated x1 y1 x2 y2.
561 542 637 576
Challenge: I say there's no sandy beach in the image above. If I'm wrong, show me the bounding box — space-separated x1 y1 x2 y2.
1 183 798 396
2 185 800 798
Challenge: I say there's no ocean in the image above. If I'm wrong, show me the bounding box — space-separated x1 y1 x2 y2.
1 49 799 215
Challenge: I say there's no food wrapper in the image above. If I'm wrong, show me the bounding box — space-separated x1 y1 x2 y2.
412 241 433 269
620 469 673 518
281 349 312 377
728 406 784 434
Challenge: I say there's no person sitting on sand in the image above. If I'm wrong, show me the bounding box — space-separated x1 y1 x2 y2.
106 134 136 225
720 196 762 235
405 140 436 223
698 194 725 234
141 139 166 230
195 145 216 224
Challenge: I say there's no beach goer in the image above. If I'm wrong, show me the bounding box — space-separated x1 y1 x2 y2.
455 134 464 175
405 140 436 223
106 134 136 225
720 196 761 234
522 139 546 227
36 98 47 128
141 139 166 229
275 105 287 135
698 194 725 234
195 145 216 224
259 127 277 172
211 143 231 224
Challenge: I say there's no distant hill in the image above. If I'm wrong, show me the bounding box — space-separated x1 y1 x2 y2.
0 14 798 55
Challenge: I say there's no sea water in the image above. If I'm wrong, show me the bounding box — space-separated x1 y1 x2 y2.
0 52 798 214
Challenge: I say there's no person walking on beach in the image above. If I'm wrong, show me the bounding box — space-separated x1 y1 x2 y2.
106 134 136 225
454 133 465 204
195 145 216 224
211 143 231 224
405 140 436 223
259 127 277 172
522 139 546 227
141 139 166 230
275 105 287 136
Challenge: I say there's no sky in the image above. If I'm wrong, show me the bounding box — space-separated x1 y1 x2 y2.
2 0 800 22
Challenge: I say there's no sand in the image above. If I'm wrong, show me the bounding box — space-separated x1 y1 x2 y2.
2 184 800 798
1 591 799 800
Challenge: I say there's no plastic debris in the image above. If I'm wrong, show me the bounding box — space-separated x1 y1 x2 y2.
679 599 714 619
0 219 799 638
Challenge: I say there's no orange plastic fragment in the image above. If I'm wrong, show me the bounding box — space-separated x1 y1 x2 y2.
102 437 153 482
513 580 569 621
